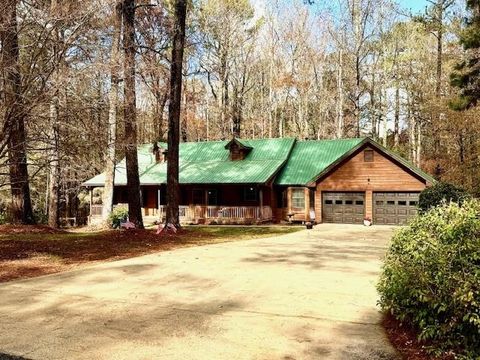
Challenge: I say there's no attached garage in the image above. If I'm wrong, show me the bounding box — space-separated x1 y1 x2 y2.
274 137 435 225
322 192 365 224
373 192 420 225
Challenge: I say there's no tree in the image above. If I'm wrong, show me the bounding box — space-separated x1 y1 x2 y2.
123 0 144 228
1 0 36 224
198 0 255 138
165 0 187 228
47 0 62 228
102 0 123 221
450 0 480 110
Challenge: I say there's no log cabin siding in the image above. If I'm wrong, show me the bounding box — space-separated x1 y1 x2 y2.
314 146 427 223
317 146 426 191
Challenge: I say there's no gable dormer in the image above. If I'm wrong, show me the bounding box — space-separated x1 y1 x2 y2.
224 138 253 161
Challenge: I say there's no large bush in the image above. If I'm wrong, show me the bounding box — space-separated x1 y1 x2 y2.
378 200 480 357
107 206 129 229
418 182 470 213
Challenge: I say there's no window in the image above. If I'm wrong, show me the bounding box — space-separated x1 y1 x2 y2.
325 199 333 205
291 188 305 209
345 200 353 205
398 201 407 206
376 200 384 205
356 200 364 205
387 200 395 205
335 200 343 205
364 149 374 162
409 201 418 206
243 187 258 202
207 189 218 205
192 189 204 204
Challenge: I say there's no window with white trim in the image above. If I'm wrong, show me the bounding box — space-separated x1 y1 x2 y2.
291 188 305 209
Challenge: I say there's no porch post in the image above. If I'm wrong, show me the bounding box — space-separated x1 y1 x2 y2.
88 187 93 224
315 187 322 224
304 187 310 223
204 189 208 219
89 188 93 212
259 187 263 219
287 187 292 221
157 188 161 217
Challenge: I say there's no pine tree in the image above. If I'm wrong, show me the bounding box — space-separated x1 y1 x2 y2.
450 0 480 110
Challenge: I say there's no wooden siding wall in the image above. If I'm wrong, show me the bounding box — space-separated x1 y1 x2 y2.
314 146 427 222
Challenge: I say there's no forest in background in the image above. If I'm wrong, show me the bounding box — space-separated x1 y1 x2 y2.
1 0 479 225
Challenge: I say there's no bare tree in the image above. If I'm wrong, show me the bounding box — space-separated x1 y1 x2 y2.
102 0 123 221
122 0 143 228
165 0 187 228
1 0 35 224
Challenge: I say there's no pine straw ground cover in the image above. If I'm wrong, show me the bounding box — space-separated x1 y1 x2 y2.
0 225 301 283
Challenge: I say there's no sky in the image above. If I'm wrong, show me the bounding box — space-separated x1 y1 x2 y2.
400 0 430 14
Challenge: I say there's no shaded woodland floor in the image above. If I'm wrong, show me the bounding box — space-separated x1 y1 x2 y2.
0 225 300 283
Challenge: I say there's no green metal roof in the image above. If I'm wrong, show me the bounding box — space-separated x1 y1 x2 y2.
84 137 435 187
83 143 166 187
141 138 295 184
274 138 364 185
84 138 296 186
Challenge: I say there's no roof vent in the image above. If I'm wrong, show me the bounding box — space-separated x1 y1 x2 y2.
224 138 252 161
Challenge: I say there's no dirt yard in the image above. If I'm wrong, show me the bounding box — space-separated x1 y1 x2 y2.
0 225 300 283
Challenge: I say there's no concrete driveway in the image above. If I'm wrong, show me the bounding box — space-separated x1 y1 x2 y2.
0 224 399 360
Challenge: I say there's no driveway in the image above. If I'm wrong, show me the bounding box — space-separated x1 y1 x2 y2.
0 224 399 360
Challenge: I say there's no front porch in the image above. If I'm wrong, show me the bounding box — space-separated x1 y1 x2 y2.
89 204 273 225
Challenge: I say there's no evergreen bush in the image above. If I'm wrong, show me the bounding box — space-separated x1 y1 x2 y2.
378 200 480 357
418 182 470 213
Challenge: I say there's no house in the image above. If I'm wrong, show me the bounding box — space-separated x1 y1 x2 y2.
83 137 435 225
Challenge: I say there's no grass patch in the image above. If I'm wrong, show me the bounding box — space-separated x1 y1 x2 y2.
0 225 301 283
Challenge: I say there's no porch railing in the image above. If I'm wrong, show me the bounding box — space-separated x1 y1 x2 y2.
159 205 272 221
160 205 273 222
90 204 103 217
90 204 273 223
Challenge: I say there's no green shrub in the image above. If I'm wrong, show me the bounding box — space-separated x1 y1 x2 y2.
377 200 480 357
107 206 128 229
418 182 470 213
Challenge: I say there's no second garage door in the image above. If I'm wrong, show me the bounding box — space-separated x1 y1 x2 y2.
322 192 365 224
374 192 420 225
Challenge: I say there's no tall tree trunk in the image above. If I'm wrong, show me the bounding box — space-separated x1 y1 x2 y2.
102 0 122 221
48 0 60 228
416 121 422 166
122 0 143 228
48 96 60 228
181 79 188 142
232 95 242 137
435 2 443 98
394 85 400 147
1 0 35 224
165 0 187 227
370 69 376 139
336 48 344 139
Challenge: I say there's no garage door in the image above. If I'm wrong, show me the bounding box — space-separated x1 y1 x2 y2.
322 192 365 224
374 192 420 225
